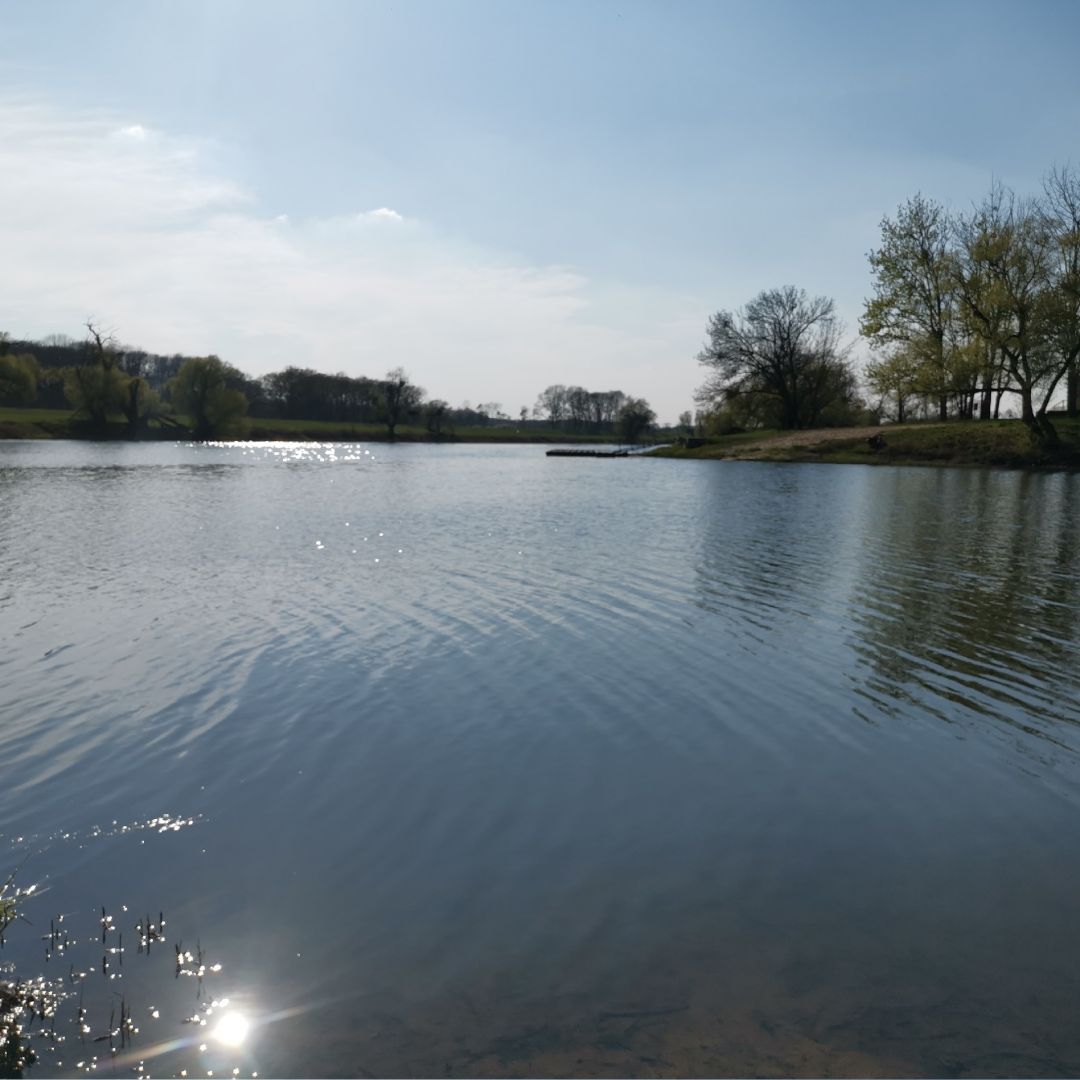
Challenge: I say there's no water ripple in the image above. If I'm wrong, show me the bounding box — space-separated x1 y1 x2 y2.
4 444 1080 1076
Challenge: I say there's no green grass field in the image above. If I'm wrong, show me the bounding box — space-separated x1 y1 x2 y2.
0 407 186 440
0 406 83 438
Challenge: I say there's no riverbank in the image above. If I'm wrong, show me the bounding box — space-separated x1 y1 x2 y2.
651 418 1080 470
0 407 635 445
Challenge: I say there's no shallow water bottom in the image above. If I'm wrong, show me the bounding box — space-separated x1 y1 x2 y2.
285 963 1080 1079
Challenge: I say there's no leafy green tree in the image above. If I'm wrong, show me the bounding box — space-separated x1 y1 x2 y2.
119 376 160 438
116 349 161 438
865 349 921 423
377 367 423 436
699 404 745 436
677 410 694 434
703 392 779 432
170 355 249 439
0 353 40 406
64 363 126 425
424 398 451 435
696 286 852 429
816 363 871 426
36 367 68 409
956 184 1065 446
861 194 962 422
617 397 656 443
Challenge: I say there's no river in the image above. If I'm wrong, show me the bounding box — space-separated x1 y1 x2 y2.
2 440 1079 1077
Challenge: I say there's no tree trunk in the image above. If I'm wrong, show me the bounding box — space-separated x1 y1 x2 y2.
1067 360 1079 418
126 380 140 439
980 382 992 420
1021 388 1035 425
938 394 948 422
1030 411 1060 449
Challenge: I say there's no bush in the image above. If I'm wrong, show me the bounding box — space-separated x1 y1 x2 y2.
0 354 39 406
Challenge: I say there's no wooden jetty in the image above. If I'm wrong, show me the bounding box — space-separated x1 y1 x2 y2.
546 447 632 457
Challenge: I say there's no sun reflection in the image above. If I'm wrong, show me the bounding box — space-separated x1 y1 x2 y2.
213 1012 250 1047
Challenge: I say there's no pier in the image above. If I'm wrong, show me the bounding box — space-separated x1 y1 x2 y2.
545 447 633 457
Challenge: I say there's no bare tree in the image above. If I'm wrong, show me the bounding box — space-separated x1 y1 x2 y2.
533 384 568 427
566 385 591 430
66 320 124 426
696 286 852 430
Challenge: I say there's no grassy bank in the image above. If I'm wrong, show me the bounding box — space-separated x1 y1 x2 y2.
0 406 91 438
0 407 630 444
652 418 1080 470
0 406 190 440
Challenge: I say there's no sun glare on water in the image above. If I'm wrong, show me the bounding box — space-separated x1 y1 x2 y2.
213 1011 250 1047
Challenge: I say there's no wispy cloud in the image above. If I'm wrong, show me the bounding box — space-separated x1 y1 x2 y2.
0 99 700 419
115 123 152 140
359 207 404 223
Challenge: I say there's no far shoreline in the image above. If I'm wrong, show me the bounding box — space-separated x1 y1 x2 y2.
0 408 638 446
4 409 1080 473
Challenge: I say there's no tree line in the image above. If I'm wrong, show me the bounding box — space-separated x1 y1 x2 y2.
861 168 1079 446
531 384 657 440
694 164 1080 448
0 326 659 441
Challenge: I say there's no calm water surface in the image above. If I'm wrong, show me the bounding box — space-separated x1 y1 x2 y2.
2 441 1079 1077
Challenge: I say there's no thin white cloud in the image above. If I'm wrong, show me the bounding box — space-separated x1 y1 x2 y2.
0 99 700 421
115 123 152 140
359 207 404 223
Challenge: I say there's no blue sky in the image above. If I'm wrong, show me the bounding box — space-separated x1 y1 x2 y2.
2 0 1078 422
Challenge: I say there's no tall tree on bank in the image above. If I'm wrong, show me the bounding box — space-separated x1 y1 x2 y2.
65 321 126 426
861 194 960 422
115 347 159 438
1041 165 1080 418
0 352 39 406
617 397 656 443
865 347 920 423
695 286 852 430
534 384 568 427
170 356 249 439
378 368 423 437
955 184 1066 446
424 399 450 435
